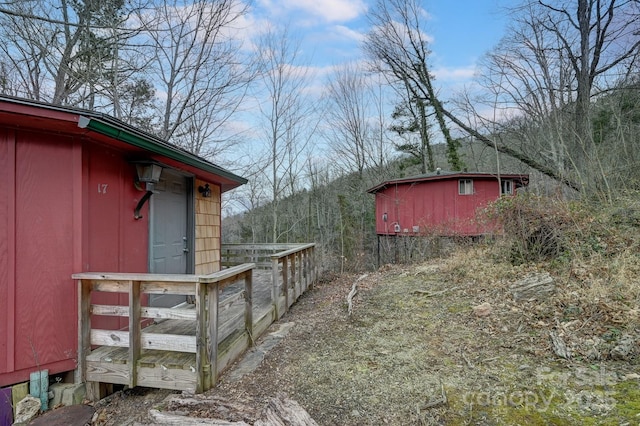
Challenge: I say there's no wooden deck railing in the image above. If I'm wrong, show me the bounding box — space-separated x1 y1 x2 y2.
73 264 253 398
222 243 317 318
73 243 317 398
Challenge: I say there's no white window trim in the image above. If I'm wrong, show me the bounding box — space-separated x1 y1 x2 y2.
501 179 514 195
459 179 473 195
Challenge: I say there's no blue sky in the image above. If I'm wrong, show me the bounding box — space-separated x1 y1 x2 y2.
247 0 510 90
223 1 513 207
224 0 513 170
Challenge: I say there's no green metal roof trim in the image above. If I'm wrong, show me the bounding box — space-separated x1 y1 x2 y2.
78 115 247 188
0 95 246 190
367 171 529 194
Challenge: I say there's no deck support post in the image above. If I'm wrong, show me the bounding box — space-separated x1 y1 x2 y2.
282 257 289 314
196 280 219 392
244 271 253 344
196 282 206 392
297 252 303 297
128 281 141 388
207 281 219 389
289 254 296 305
303 249 309 292
77 279 101 400
312 246 317 288
271 256 280 319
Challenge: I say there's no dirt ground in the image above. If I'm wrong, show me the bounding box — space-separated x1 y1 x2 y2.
90 253 640 425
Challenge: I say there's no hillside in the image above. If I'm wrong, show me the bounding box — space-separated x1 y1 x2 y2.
223 140 548 273
92 213 640 424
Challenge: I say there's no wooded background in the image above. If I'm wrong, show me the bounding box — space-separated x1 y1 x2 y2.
1 0 638 272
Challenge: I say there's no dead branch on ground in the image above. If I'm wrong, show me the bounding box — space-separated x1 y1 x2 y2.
412 286 459 297
347 274 368 316
421 381 447 409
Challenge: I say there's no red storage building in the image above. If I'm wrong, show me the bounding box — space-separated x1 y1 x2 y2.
0 96 246 387
367 171 529 237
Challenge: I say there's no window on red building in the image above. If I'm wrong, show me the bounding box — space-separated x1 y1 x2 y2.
501 179 513 195
459 179 473 195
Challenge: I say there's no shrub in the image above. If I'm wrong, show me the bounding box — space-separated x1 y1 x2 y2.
487 195 572 264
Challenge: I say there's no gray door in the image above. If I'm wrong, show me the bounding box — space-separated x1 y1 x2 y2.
149 169 192 307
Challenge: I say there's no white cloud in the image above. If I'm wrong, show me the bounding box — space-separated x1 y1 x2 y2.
263 0 368 23
432 66 476 83
331 24 365 42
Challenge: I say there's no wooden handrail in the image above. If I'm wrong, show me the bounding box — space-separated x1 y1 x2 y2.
222 243 301 250
72 263 256 284
76 243 317 396
75 263 255 396
72 272 202 282
220 244 317 316
268 243 316 260
199 263 255 283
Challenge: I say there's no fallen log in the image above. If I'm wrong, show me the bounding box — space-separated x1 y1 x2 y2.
255 394 318 426
347 274 368 316
150 393 317 426
165 394 256 420
149 409 249 425
412 286 459 297
549 331 571 359
510 272 555 301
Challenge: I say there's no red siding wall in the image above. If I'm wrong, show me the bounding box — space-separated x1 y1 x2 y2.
86 144 148 330
0 128 11 377
14 133 77 370
0 133 149 387
374 178 502 236
0 131 79 386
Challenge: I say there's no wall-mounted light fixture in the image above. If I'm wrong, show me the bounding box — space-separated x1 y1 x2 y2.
132 160 164 220
198 183 212 198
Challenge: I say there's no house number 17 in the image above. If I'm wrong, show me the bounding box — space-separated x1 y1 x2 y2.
97 183 109 194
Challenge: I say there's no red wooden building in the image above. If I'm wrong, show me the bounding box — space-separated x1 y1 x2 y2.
0 96 246 387
367 171 529 237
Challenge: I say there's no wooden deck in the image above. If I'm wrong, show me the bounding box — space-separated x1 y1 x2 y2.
73 244 316 399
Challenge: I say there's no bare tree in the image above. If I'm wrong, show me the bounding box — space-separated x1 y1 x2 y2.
363 0 464 171
325 62 375 178
0 0 145 106
139 0 254 158
362 0 639 194
0 1 47 99
255 25 318 243
0 0 256 156
370 73 395 174
465 0 640 194
324 62 393 264
305 159 337 265
223 164 271 243
468 6 577 184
